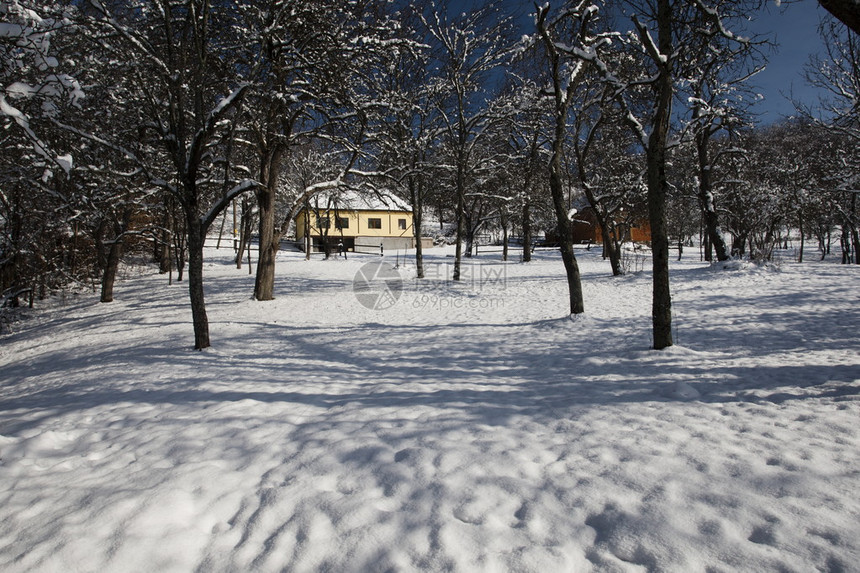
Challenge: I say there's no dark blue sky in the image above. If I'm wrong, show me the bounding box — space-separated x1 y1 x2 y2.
481 0 831 125
748 0 829 123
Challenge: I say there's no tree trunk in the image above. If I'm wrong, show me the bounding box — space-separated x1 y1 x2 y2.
798 212 805 263
501 210 509 261
235 199 248 268
246 233 253 274
70 222 78 277
541 19 584 314
94 219 108 272
852 224 860 265
584 195 622 276
818 0 860 35
647 143 673 349
694 122 729 264
216 208 227 249
703 218 712 261
646 0 674 350
185 214 210 350
174 220 186 282
453 162 465 281
602 226 623 276
731 231 746 257
159 202 172 274
697 170 729 262
235 222 244 268
304 208 311 260
549 150 584 314
100 239 122 303
322 223 333 259
851 193 859 265
576 135 622 275
522 202 532 262
409 176 425 279
255 146 283 301
465 198 479 258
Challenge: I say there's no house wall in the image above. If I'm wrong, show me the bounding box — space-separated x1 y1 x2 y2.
352 210 414 238
294 208 416 251
569 207 652 245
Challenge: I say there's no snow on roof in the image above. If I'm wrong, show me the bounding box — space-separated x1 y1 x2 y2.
309 189 411 212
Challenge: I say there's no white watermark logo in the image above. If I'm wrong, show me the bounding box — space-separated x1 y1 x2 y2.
354 260 507 311
410 293 505 311
353 262 403 310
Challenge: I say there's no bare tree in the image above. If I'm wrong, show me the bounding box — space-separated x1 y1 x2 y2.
364 3 438 278
83 0 259 349
246 0 401 300
501 80 551 263
534 2 601 314
0 1 84 301
536 0 766 345
574 108 648 274
801 16 860 261
0 1 80 175
687 38 764 261
423 3 514 281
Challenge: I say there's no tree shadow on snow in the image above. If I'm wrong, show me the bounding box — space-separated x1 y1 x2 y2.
2 312 858 436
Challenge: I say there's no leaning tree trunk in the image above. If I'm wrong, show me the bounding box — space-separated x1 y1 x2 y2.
540 8 584 315
584 193 622 276
550 186 584 314
236 198 254 269
577 155 623 276
235 199 247 268
601 224 623 276
549 147 584 314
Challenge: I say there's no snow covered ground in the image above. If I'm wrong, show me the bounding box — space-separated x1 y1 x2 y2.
1 243 858 572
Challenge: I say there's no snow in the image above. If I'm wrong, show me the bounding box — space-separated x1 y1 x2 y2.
54 153 72 174
311 188 413 212
0 92 29 123
5 82 39 98
1 245 859 572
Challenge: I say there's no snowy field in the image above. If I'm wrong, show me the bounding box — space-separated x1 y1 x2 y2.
1 243 858 572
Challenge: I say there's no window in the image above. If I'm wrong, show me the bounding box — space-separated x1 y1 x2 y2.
336 217 349 230
368 218 382 229
398 218 407 230
317 216 330 229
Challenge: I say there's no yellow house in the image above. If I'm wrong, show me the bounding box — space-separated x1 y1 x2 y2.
294 190 416 254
